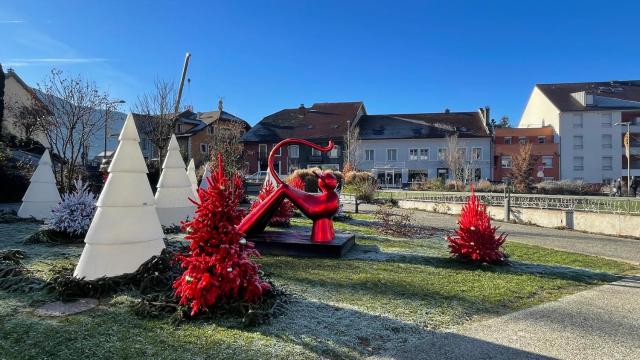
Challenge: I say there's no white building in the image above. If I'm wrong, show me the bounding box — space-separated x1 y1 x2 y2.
519 81 640 183
356 109 493 187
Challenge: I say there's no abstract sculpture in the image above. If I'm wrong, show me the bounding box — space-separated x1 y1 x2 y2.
74 114 165 280
186 158 198 196
237 138 340 242
155 134 196 226
17 149 61 220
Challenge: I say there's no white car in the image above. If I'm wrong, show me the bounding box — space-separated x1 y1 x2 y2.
245 171 268 182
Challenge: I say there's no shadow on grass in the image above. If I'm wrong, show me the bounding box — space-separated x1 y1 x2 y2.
260 297 553 359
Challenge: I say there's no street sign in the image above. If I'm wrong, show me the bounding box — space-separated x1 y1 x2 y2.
625 133 630 158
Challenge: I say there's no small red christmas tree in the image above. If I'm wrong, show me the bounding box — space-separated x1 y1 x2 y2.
250 180 294 227
446 187 507 264
250 175 305 227
173 155 270 315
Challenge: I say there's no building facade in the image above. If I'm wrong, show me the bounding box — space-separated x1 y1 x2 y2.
356 109 492 187
493 127 559 182
241 102 365 176
519 81 640 183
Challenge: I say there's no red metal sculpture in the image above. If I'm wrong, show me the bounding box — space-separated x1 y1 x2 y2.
238 138 340 242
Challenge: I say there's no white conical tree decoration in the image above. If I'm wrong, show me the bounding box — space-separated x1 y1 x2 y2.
74 114 165 280
18 149 61 220
199 162 211 190
155 135 196 227
186 158 198 196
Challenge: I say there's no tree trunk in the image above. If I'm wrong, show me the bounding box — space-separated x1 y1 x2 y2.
355 198 359 214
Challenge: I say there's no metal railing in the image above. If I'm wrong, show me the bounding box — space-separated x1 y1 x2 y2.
375 190 640 215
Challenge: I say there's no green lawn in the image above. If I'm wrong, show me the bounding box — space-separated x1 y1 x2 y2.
0 216 636 359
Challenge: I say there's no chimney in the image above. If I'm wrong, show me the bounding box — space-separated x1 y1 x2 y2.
298 103 306 115
444 108 450 113
218 97 223 111
480 106 490 122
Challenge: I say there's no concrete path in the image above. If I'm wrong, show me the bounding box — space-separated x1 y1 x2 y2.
454 276 640 360
345 203 640 264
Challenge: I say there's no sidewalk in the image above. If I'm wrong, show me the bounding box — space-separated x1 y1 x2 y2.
455 276 640 359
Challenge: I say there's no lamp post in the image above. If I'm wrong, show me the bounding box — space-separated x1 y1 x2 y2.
615 121 632 196
104 99 126 159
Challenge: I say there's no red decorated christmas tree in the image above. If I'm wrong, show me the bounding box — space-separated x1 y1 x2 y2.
446 188 508 264
173 155 270 315
250 175 305 227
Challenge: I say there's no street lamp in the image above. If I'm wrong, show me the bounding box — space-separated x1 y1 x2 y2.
615 121 631 196
104 99 126 159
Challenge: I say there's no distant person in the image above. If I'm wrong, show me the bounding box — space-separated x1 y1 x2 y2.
632 176 639 197
615 178 623 197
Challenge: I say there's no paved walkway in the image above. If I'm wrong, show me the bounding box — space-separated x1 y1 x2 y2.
455 276 640 360
345 203 640 264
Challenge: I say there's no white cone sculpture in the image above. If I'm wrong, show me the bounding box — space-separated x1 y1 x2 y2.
186 158 198 196
155 135 196 226
199 163 211 190
74 114 165 280
17 149 61 220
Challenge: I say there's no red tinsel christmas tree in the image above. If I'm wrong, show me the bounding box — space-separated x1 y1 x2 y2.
250 175 305 227
446 187 508 264
173 155 270 315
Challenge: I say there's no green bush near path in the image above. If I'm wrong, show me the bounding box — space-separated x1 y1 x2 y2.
0 216 637 359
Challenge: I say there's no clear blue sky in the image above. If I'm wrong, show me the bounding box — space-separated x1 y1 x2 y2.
2 0 639 126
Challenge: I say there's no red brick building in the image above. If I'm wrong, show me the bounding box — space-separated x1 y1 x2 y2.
493 127 560 182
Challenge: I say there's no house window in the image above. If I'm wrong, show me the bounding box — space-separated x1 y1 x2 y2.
602 134 612 149
311 147 322 157
409 149 418 160
501 156 512 168
538 136 546 144
504 137 512 144
438 148 447 160
601 113 612 127
365 149 374 161
602 156 613 171
573 135 583 150
329 145 340 158
518 136 527 145
573 114 583 128
387 149 397 161
471 148 482 161
200 143 209 154
273 161 281 175
274 144 282 156
207 126 214 135
542 156 553 168
419 148 428 160
289 145 299 158
573 156 584 171
457 148 466 160
259 144 268 157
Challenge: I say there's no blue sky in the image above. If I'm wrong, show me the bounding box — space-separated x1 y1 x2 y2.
2 0 640 126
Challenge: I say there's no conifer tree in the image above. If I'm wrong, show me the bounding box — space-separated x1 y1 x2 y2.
173 154 269 315
447 188 507 264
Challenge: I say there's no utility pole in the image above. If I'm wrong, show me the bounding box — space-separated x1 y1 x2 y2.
615 121 632 196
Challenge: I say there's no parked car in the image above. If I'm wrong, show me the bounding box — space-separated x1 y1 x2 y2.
245 171 268 183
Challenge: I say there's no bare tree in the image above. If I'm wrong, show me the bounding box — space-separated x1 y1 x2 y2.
209 118 246 176
133 78 177 166
344 123 361 171
443 134 464 189
511 143 534 193
37 69 108 190
7 93 50 141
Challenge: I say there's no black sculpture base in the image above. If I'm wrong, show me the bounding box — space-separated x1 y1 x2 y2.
248 230 355 258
